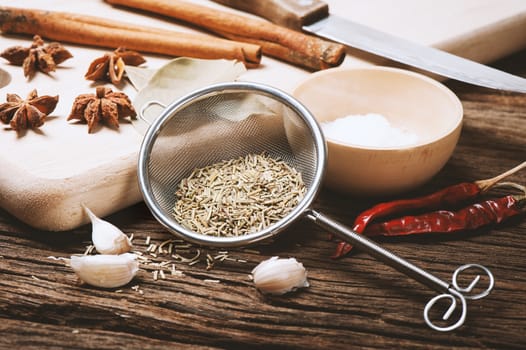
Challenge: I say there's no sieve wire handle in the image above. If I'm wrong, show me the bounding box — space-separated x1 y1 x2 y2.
306 209 449 292
305 209 494 331
139 100 166 125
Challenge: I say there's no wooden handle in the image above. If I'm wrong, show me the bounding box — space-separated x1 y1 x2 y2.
212 0 329 31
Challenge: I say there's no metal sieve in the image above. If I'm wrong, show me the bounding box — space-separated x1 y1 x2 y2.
138 81 325 247
137 82 493 331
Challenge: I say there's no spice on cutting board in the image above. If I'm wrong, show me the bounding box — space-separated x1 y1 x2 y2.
85 47 146 85
321 113 419 148
0 89 58 131
68 86 137 133
173 153 306 237
104 0 345 71
0 6 261 68
0 35 72 79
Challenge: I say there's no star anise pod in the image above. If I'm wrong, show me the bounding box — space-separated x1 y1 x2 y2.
0 89 59 131
0 35 73 79
85 47 146 85
67 86 137 133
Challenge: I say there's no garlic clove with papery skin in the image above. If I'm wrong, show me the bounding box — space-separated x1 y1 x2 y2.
251 256 309 295
82 204 132 255
70 253 139 288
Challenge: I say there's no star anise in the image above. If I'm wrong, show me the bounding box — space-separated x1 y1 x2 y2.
0 89 59 131
85 47 146 85
67 86 137 133
0 35 73 79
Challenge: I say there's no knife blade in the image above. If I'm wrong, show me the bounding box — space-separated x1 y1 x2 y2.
213 0 526 93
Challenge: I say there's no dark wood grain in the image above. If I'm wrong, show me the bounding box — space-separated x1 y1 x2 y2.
1 50 525 349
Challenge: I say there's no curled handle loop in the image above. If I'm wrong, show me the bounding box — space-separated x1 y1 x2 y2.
424 288 467 332
452 263 494 300
139 100 166 124
423 264 494 332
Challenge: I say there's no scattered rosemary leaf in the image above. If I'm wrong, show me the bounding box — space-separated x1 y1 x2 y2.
131 285 144 295
47 256 69 261
83 245 95 255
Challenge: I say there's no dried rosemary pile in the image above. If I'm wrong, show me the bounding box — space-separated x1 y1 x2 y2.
173 153 306 236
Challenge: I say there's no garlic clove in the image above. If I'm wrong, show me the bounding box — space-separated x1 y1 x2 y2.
82 204 132 255
70 253 139 288
251 256 309 295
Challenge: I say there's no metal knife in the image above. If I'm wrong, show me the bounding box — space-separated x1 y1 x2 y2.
213 0 526 93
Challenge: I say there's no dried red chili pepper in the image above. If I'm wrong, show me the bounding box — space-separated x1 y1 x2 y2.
332 183 480 258
363 194 524 237
332 162 526 258
353 182 481 232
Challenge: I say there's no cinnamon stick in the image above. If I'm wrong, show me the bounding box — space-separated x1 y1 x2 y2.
217 30 328 73
0 7 261 67
104 0 345 71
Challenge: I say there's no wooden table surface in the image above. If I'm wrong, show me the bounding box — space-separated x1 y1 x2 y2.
1 48 525 349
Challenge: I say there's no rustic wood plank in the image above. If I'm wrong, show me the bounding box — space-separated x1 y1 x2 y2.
1 47 525 350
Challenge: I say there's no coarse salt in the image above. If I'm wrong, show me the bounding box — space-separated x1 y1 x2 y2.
321 113 419 148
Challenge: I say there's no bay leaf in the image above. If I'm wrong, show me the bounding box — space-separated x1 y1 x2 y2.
132 58 246 134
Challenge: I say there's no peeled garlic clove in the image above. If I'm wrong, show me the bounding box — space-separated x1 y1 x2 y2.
70 253 139 288
82 204 132 255
251 256 309 295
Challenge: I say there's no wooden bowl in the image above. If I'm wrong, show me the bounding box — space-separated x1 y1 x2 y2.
293 66 463 196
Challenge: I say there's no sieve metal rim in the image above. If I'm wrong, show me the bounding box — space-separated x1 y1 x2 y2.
137 81 327 247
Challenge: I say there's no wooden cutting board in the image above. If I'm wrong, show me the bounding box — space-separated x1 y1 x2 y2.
1 0 526 231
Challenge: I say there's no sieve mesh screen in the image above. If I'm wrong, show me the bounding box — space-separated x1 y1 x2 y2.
148 91 318 212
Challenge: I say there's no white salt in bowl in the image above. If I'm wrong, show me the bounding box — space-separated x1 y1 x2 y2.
293 66 463 196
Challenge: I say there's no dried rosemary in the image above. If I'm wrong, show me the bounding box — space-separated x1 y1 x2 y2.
173 153 306 236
